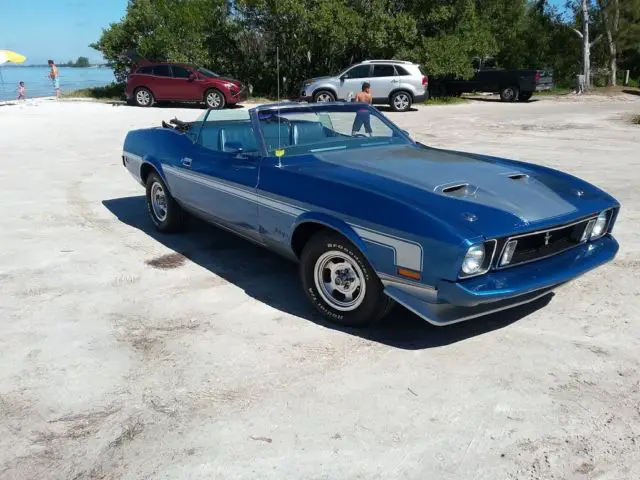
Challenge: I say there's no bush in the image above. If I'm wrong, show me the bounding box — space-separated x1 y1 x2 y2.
64 83 124 100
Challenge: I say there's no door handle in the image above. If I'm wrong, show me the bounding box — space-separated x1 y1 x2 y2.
182 157 192 167
391 79 399 83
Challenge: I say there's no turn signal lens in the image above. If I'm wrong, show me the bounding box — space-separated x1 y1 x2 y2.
500 240 518 266
590 211 609 240
397 267 421 281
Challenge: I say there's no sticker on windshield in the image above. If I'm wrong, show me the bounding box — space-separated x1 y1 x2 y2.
275 148 285 157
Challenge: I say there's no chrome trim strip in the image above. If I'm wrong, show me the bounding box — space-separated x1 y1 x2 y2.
496 214 599 271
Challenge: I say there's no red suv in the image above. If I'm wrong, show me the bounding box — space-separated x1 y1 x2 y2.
125 62 248 109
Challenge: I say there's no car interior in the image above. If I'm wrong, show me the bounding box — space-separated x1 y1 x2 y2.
196 119 340 154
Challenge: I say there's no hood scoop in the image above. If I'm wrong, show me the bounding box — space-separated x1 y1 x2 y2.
508 173 530 181
437 182 478 197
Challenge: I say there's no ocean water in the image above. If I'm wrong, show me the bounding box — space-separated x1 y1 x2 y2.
0 66 115 101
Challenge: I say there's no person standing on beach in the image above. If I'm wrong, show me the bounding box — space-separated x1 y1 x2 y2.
48 60 60 99
351 82 373 137
17 81 26 100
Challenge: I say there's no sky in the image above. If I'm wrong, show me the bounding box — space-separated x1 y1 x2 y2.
0 0 127 65
0 0 570 66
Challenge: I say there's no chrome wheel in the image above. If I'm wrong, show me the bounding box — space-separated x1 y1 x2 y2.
136 89 151 106
393 93 410 111
315 92 334 103
150 181 168 222
206 91 223 109
314 251 367 311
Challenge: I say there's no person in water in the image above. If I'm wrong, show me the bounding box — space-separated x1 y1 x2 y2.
351 82 373 137
17 81 26 100
48 60 60 99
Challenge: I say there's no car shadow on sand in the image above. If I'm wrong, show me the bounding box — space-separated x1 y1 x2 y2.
103 196 553 350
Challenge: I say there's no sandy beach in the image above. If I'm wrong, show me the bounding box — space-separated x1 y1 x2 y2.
1 95 640 479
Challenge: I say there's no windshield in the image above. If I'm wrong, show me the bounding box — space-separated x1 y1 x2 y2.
197 67 220 78
256 104 411 157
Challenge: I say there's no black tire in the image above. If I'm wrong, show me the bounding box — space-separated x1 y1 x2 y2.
145 172 186 233
300 231 394 327
390 91 413 112
500 85 519 102
518 91 533 102
205 89 226 109
134 87 154 107
313 90 336 103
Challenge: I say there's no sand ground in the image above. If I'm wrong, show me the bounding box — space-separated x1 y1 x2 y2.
1 94 640 479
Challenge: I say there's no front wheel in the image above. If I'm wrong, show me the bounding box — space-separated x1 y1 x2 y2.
390 91 413 112
300 231 394 327
205 89 226 109
518 91 533 102
145 172 186 233
500 86 519 102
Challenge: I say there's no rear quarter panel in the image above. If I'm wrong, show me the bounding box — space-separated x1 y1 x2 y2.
123 128 194 187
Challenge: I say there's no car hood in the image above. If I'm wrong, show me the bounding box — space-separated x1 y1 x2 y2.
303 75 334 84
304 144 613 238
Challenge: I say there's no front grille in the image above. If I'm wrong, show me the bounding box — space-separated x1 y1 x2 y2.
495 216 596 269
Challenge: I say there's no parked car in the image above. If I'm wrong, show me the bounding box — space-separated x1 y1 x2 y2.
125 62 248 109
122 102 619 327
299 60 428 111
430 65 554 102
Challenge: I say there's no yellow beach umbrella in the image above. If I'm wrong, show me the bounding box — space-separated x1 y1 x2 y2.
0 50 27 65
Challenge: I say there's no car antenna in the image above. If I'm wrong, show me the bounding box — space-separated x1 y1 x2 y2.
276 46 283 169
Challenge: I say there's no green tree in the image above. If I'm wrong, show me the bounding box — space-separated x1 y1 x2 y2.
75 56 90 67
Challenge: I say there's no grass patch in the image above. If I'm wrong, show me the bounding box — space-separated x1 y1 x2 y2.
424 96 470 106
534 87 573 96
64 82 124 100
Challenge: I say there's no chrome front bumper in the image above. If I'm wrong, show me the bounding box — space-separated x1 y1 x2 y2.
381 234 618 326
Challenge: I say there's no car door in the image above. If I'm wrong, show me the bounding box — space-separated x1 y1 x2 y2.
176 119 261 241
369 64 397 102
150 65 173 99
337 64 371 99
169 65 201 101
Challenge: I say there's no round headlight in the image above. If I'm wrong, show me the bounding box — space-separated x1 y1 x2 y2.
590 210 608 239
461 244 485 275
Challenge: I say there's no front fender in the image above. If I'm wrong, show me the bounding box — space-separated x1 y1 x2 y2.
292 211 372 262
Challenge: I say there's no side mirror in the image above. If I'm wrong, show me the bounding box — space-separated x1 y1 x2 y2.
225 142 245 154
401 129 410 136
340 75 347 82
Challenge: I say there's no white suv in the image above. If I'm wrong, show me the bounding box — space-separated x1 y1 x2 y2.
299 60 428 112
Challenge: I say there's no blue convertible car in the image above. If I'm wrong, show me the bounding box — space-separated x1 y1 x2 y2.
122 102 620 327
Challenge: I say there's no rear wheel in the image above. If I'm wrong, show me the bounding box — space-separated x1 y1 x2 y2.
205 89 226 109
518 91 533 102
145 172 186 233
313 90 336 103
390 91 413 112
300 231 394 327
134 87 154 107
500 85 519 102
